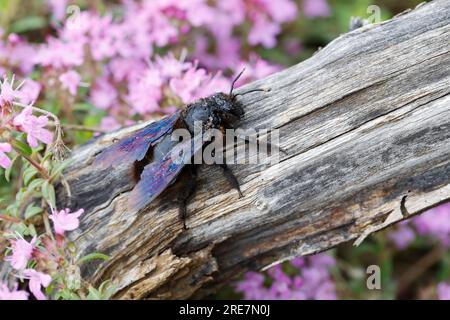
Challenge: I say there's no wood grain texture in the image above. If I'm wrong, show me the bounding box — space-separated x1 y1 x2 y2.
57 0 450 299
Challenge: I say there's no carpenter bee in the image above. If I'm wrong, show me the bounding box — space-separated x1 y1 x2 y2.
94 69 266 229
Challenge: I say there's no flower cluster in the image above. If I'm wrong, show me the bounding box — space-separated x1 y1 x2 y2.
4 0 447 301
235 254 337 300
0 75 55 169
389 203 450 249
21 0 300 130
1 0 301 301
2 208 84 300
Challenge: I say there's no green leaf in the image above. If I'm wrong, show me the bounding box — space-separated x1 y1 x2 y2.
11 222 28 236
50 159 72 181
41 152 53 165
27 178 45 191
97 280 116 300
4 155 18 182
77 252 109 265
41 181 56 208
23 166 38 186
24 205 43 220
87 286 102 300
26 223 37 237
11 16 47 34
11 138 32 157
73 102 95 112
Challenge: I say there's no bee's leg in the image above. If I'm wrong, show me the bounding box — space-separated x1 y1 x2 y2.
219 164 243 198
178 164 198 230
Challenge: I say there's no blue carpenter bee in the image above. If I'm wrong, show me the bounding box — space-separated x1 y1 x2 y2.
94 70 266 229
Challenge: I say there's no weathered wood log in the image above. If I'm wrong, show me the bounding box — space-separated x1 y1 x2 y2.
58 0 450 299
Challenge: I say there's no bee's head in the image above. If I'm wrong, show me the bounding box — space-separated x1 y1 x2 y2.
183 68 268 133
211 92 244 123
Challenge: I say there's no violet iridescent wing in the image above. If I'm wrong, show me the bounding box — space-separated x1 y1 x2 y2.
128 135 205 212
94 111 181 168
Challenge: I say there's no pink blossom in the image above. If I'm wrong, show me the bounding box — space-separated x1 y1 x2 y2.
100 116 121 132
5 236 36 270
88 15 116 61
47 0 68 21
388 223 415 249
303 0 331 18
149 15 178 47
169 66 208 103
5 37 37 74
438 282 450 300
248 16 280 48
413 203 450 246
59 70 81 96
235 272 269 300
236 253 337 300
0 76 20 106
90 78 118 110
0 282 29 300
262 0 298 23
194 72 229 99
17 79 41 105
13 106 53 148
156 53 191 79
194 35 241 70
49 208 84 235
35 38 84 69
108 57 147 83
23 269 52 300
126 69 163 114
233 56 281 88
0 142 12 169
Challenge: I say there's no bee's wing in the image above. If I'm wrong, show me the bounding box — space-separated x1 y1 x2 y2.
94 111 181 168
128 136 204 212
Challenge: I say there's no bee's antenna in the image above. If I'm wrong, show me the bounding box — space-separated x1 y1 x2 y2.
233 88 270 99
229 67 246 97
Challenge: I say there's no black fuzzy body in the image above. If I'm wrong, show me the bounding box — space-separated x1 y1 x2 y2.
96 87 253 229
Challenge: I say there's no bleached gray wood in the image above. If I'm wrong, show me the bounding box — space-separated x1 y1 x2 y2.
58 0 450 299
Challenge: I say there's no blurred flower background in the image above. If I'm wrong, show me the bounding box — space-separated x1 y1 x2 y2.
0 0 449 300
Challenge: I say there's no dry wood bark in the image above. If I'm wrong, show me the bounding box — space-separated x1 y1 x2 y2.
57 0 450 299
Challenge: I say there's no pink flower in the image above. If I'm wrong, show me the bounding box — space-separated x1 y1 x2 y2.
59 70 81 96
23 269 52 300
303 0 331 18
413 203 450 246
5 36 37 74
248 16 280 48
49 208 84 235
100 116 121 132
0 76 20 106
5 236 36 270
236 253 337 300
17 79 41 105
438 282 450 300
47 0 68 21
0 142 12 169
35 38 84 69
13 106 53 148
388 223 415 249
156 53 191 79
169 66 207 103
126 69 163 114
0 282 29 300
262 0 298 23
90 78 117 110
